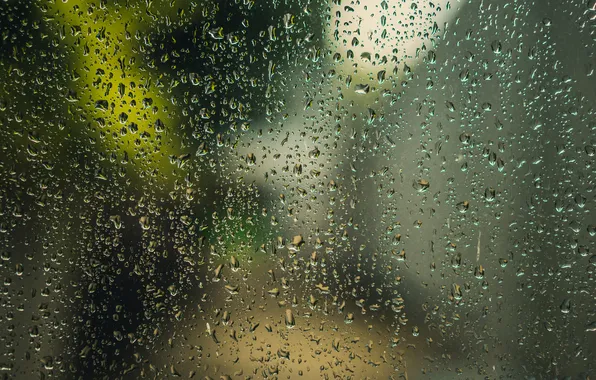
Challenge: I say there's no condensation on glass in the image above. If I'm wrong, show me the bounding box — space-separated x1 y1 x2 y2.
0 0 594 379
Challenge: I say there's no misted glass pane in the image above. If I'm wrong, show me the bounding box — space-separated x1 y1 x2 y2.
0 0 594 379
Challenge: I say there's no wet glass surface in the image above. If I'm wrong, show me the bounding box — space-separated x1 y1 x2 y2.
0 0 595 379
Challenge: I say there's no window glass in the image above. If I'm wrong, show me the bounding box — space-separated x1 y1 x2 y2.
0 0 594 378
